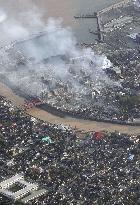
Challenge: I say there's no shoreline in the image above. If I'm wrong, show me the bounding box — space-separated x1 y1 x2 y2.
0 82 140 135
95 0 132 42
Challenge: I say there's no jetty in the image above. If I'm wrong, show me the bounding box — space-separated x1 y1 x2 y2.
74 12 97 19
95 0 132 42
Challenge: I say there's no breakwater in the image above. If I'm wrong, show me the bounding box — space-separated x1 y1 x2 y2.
95 0 132 42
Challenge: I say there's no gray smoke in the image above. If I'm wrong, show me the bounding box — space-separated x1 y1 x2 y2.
0 6 119 99
0 9 7 23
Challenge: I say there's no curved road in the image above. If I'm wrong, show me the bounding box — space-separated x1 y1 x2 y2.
0 82 140 135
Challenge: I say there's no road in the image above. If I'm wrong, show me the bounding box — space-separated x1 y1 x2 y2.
0 82 140 135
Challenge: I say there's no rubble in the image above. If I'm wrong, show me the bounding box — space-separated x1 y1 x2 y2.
0 96 140 204
0 0 140 125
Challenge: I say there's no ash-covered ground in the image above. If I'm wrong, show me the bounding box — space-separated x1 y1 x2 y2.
91 0 140 123
0 0 140 124
1 35 121 121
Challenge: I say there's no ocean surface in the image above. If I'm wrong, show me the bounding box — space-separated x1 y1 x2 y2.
34 0 121 43
0 0 121 43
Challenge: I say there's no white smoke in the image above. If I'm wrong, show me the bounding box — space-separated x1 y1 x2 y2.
0 5 118 99
0 9 7 23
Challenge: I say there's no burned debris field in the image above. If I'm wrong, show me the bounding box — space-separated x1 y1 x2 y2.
0 96 140 205
1 1 140 205
0 0 140 126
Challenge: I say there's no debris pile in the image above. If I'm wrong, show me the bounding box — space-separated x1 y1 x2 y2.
0 97 140 204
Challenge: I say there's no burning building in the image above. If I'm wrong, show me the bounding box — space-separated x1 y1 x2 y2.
0 2 140 124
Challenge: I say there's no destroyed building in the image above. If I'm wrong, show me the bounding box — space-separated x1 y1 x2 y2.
0 0 139 125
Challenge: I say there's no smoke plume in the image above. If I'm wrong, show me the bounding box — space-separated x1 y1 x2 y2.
0 5 118 101
0 9 7 23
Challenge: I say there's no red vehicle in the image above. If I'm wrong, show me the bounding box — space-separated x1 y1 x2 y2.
24 98 43 109
92 131 105 140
